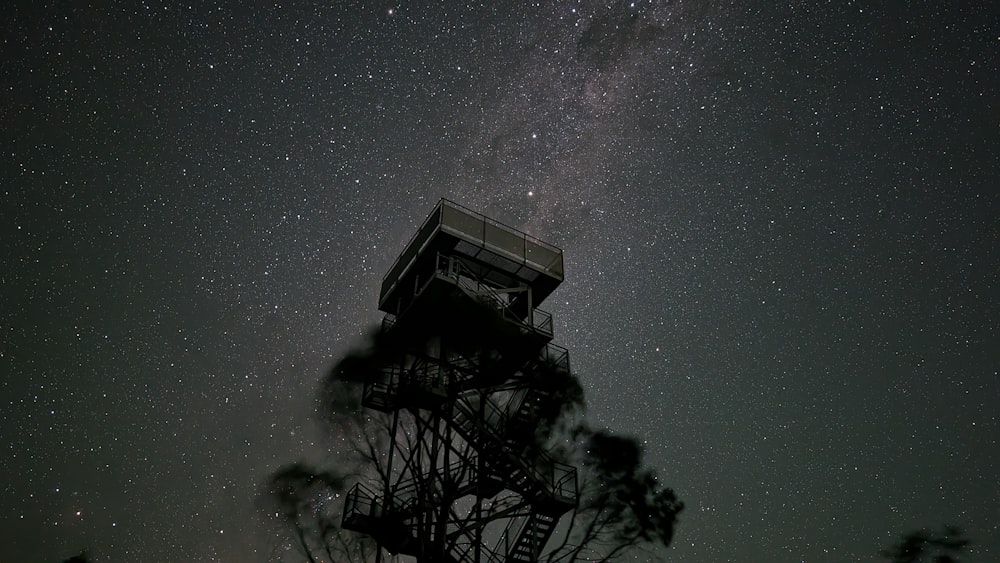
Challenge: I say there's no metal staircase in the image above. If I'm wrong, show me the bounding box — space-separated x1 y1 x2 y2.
352 365 576 561
507 513 558 563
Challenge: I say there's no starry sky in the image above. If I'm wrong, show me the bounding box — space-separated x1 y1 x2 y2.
3 1 998 562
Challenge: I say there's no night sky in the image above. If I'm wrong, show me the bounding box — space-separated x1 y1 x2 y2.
3 2 998 562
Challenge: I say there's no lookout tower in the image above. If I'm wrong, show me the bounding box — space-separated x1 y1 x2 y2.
342 199 578 562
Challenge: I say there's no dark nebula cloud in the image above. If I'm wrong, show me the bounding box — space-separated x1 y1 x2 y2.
577 4 667 71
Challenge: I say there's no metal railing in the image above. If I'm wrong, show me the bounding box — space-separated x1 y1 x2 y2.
343 482 382 524
439 253 554 337
452 394 578 504
379 199 564 307
532 342 570 373
495 515 524 563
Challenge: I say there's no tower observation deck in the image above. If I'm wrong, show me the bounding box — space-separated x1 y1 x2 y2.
342 199 578 562
379 199 563 331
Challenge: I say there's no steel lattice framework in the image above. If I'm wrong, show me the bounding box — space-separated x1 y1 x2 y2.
342 200 579 562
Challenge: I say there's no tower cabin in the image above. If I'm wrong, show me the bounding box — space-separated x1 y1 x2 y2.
378 199 563 348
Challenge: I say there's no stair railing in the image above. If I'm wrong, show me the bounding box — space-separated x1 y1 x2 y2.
496 512 524 563
452 394 577 506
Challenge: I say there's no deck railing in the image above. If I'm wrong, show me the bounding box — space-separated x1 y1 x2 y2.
440 253 554 337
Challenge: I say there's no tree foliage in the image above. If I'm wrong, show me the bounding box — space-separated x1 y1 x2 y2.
880 525 970 563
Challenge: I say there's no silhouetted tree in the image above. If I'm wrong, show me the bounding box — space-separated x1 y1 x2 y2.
263 299 682 562
530 426 680 563
881 525 970 563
